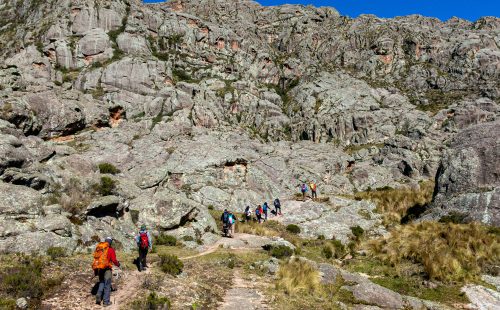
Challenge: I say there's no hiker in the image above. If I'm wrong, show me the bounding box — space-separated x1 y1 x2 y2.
300 183 308 201
255 205 262 223
244 206 252 222
310 182 318 200
262 202 270 221
221 209 230 237
135 225 152 272
274 198 282 215
92 237 121 307
228 211 236 237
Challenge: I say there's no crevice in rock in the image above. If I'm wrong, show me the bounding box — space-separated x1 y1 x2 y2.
109 106 126 127
224 158 248 167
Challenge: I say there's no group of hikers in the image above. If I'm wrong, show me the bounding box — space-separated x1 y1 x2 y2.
220 198 282 238
90 183 318 306
300 181 318 201
91 225 152 306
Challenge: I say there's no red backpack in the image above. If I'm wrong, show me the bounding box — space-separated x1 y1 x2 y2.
139 232 149 249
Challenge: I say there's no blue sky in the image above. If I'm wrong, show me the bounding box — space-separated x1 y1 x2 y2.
143 0 500 21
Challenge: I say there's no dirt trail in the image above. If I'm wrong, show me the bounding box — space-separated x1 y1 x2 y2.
42 267 150 310
219 269 269 310
182 233 277 260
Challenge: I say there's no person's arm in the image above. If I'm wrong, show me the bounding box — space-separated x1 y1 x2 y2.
108 248 120 267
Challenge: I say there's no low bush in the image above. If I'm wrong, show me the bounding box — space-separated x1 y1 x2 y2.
98 163 121 175
286 224 301 234
350 226 364 239
330 239 346 259
159 254 183 276
93 176 116 196
322 245 333 259
3 257 44 299
155 234 177 246
269 245 294 259
130 291 171 310
0 298 16 310
46 247 67 260
439 211 467 224
369 222 500 282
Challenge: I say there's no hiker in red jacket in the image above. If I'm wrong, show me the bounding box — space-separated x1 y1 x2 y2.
93 237 120 307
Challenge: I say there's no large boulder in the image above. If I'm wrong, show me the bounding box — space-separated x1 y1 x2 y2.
426 121 500 225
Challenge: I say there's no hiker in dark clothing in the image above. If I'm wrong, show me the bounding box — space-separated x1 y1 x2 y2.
135 225 152 272
262 202 269 221
93 237 120 307
274 198 282 215
221 209 230 237
244 206 251 222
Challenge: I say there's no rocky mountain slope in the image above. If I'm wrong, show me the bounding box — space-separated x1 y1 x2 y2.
0 0 499 254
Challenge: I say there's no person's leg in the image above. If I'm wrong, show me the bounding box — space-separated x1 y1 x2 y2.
139 248 146 271
103 269 113 305
96 270 105 303
302 191 305 200
231 223 235 237
143 248 149 268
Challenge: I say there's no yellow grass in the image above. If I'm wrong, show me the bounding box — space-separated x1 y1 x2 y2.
276 258 320 294
354 180 434 225
369 222 500 282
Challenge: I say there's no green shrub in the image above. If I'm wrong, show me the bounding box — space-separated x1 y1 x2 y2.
0 297 16 310
159 254 183 276
98 163 121 175
46 247 67 260
93 176 116 196
3 258 44 298
286 224 301 234
182 235 194 242
317 235 325 240
350 226 364 239
269 245 294 259
130 291 171 310
156 234 177 246
147 292 171 309
207 205 214 210
330 239 346 259
439 212 467 224
322 245 333 259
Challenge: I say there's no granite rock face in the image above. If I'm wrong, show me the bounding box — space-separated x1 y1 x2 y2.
424 121 500 226
0 0 499 253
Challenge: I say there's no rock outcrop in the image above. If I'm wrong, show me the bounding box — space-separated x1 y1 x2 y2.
425 121 500 225
0 0 499 253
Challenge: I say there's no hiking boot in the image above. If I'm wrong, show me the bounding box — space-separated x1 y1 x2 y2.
95 294 102 305
103 302 112 307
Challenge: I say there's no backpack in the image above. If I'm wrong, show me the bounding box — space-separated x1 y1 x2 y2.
301 184 307 192
255 208 261 216
274 199 280 207
92 242 112 271
222 212 229 223
310 183 317 191
263 203 268 211
139 232 149 249
228 216 234 225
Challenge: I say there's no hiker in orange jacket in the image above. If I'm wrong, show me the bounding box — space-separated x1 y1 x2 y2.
93 237 120 307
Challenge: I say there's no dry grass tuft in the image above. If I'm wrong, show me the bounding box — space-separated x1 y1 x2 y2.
354 181 434 225
369 221 500 282
236 220 280 237
276 258 320 295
